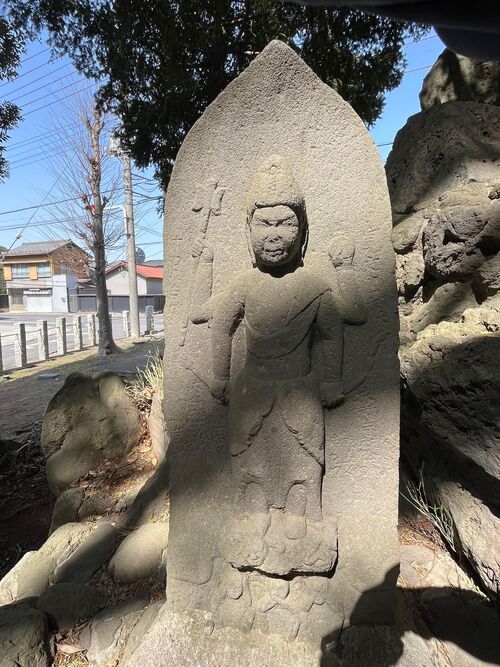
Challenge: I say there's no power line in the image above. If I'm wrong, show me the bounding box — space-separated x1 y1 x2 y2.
6 123 79 151
19 76 89 109
0 60 53 90
403 34 437 47
23 82 97 117
5 62 72 99
0 189 122 217
0 175 63 260
20 47 51 65
406 64 432 73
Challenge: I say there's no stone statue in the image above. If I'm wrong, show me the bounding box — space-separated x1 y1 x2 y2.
155 41 400 665
189 155 365 577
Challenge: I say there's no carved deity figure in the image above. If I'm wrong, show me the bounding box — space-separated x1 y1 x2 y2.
190 155 364 574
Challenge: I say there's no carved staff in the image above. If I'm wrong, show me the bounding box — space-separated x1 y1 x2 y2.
179 178 224 347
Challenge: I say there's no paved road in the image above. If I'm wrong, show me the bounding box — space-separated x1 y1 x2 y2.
0 312 164 371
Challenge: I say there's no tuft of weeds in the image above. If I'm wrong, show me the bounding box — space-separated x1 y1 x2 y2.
402 464 456 554
127 350 163 409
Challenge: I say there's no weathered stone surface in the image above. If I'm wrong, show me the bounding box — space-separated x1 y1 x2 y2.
402 282 478 338
108 523 168 585
78 492 114 521
148 392 167 463
399 543 477 591
163 39 399 659
401 330 500 482
37 583 104 632
49 487 85 534
437 481 500 596
80 595 148 667
475 252 500 294
423 200 500 280
0 603 52 667
333 626 443 667
53 522 117 585
0 522 91 605
390 77 500 596
420 49 500 110
42 371 141 495
120 608 321 667
392 212 426 254
122 464 169 527
386 102 500 215
120 601 163 665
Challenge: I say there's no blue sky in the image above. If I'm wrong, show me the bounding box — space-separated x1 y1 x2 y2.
0 31 445 260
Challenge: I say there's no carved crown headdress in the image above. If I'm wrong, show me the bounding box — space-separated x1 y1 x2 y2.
246 154 305 219
246 155 308 266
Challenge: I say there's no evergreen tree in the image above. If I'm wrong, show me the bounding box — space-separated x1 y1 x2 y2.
3 1 427 185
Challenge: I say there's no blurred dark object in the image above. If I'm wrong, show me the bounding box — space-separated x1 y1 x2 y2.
288 1 500 60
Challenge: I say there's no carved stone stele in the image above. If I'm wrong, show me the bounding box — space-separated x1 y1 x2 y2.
158 40 399 665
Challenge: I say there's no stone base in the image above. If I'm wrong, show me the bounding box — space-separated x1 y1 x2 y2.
120 608 321 667
120 606 455 667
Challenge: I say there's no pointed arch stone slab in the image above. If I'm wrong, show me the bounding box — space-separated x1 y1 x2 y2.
161 40 399 661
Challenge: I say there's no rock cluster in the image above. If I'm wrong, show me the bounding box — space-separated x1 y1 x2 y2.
0 371 168 666
389 82 500 598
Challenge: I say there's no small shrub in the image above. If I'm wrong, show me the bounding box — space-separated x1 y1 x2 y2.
402 464 456 553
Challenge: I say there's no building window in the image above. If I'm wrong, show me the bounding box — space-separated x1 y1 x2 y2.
37 262 51 277
11 264 29 278
9 289 24 305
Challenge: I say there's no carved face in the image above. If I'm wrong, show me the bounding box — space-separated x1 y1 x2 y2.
250 205 301 267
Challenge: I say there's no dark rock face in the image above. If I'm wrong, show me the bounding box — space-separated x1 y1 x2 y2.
420 48 500 110
41 372 141 495
0 604 53 667
389 95 500 598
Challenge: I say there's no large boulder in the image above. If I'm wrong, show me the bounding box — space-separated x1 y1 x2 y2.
0 522 115 605
386 102 500 215
42 372 141 495
0 603 53 667
79 595 149 667
0 522 91 605
37 583 105 632
108 522 168 585
420 49 500 110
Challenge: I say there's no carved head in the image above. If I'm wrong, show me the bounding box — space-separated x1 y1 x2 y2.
246 155 308 268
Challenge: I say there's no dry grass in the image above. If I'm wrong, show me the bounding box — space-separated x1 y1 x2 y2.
126 350 163 409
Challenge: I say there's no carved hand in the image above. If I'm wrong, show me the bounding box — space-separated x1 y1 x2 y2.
329 241 355 268
192 236 214 263
210 376 230 405
320 379 344 409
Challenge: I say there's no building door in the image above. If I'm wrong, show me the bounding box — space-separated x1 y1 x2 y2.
26 292 52 312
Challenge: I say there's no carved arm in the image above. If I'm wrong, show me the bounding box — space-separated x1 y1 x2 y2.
329 242 367 325
316 289 344 408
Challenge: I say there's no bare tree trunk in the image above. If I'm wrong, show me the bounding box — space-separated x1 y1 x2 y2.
89 109 120 356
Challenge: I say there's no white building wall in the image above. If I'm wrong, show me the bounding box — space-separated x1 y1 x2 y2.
106 268 149 295
51 274 70 312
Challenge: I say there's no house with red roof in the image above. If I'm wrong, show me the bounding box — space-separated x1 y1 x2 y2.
105 261 163 299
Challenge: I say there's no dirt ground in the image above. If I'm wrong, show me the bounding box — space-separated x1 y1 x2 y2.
0 336 163 439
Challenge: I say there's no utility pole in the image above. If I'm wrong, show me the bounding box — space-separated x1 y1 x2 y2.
109 132 140 338
123 153 140 337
